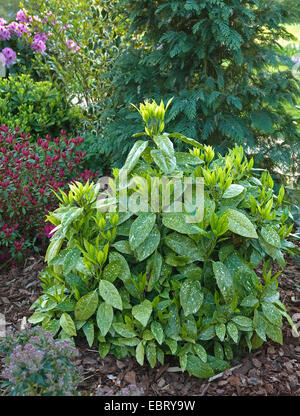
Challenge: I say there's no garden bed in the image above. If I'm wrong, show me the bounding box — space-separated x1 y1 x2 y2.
0 251 299 397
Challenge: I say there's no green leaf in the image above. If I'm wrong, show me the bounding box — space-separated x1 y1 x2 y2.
143 329 155 341
262 302 282 327
231 316 253 328
151 321 164 345
113 323 137 338
180 279 204 316
253 311 267 341
258 237 285 268
43 319 60 336
226 209 258 238
109 252 131 281
147 251 163 291
136 342 144 365
223 184 245 199
165 252 191 267
121 140 148 174
63 248 81 274
65 274 88 295
102 260 121 283
98 343 110 359
193 344 207 362
28 312 47 324
261 226 281 248
96 302 113 336
240 295 259 308
135 227 161 261
199 325 215 341
59 313 77 337
153 133 175 158
168 132 205 150
112 241 133 255
151 149 176 174
224 343 233 360
227 322 239 343
75 291 99 321
61 207 83 229
214 342 224 360
99 280 123 310
165 232 204 261
165 338 178 354
213 261 235 304
45 238 64 263
162 212 204 235
215 323 226 342
129 213 156 250
251 334 264 350
186 354 214 378
175 152 203 165
180 354 188 372
132 299 153 327
112 337 140 346
265 321 283 345
146 342 157 368
83 321 94 347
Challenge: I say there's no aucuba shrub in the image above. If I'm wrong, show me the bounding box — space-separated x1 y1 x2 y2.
0 326 81 396
0 126 99 261
30 100 299 379
0 74 82 138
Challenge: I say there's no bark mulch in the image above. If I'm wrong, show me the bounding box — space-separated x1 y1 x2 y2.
0 253 299 396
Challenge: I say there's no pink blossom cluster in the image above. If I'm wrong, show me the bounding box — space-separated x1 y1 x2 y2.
66 39 80 52
0 127 99 261
1 47 17 67
0 8 81 68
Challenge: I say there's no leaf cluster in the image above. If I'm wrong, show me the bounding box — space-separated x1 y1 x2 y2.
30 100 299 378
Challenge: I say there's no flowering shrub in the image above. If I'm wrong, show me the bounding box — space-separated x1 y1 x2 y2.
0 74 82 138
0 326 81 396
0 126 99 261
0 7 81 77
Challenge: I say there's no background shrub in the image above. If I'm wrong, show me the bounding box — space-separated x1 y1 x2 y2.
0 125 99 261
0 74 82 138
98 0 300 176
29 100 299 379
0 326 81 396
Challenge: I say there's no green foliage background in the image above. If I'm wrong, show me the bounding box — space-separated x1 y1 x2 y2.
0 0 19 19
97 0 300 176
0 74 82 138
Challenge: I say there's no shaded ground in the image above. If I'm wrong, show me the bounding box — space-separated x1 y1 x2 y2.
0 252 299 396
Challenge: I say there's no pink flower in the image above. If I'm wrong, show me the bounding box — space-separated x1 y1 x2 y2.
1 48 17 67
44 223 55 238
16 8 29 23
7 22 23 37
0 26 11 41
31 39 46 54
34 33 48 43
66 39 80 51
16 23 30 36
0 18 7 25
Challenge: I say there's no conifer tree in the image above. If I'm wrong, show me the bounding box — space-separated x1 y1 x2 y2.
100 0 300 174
